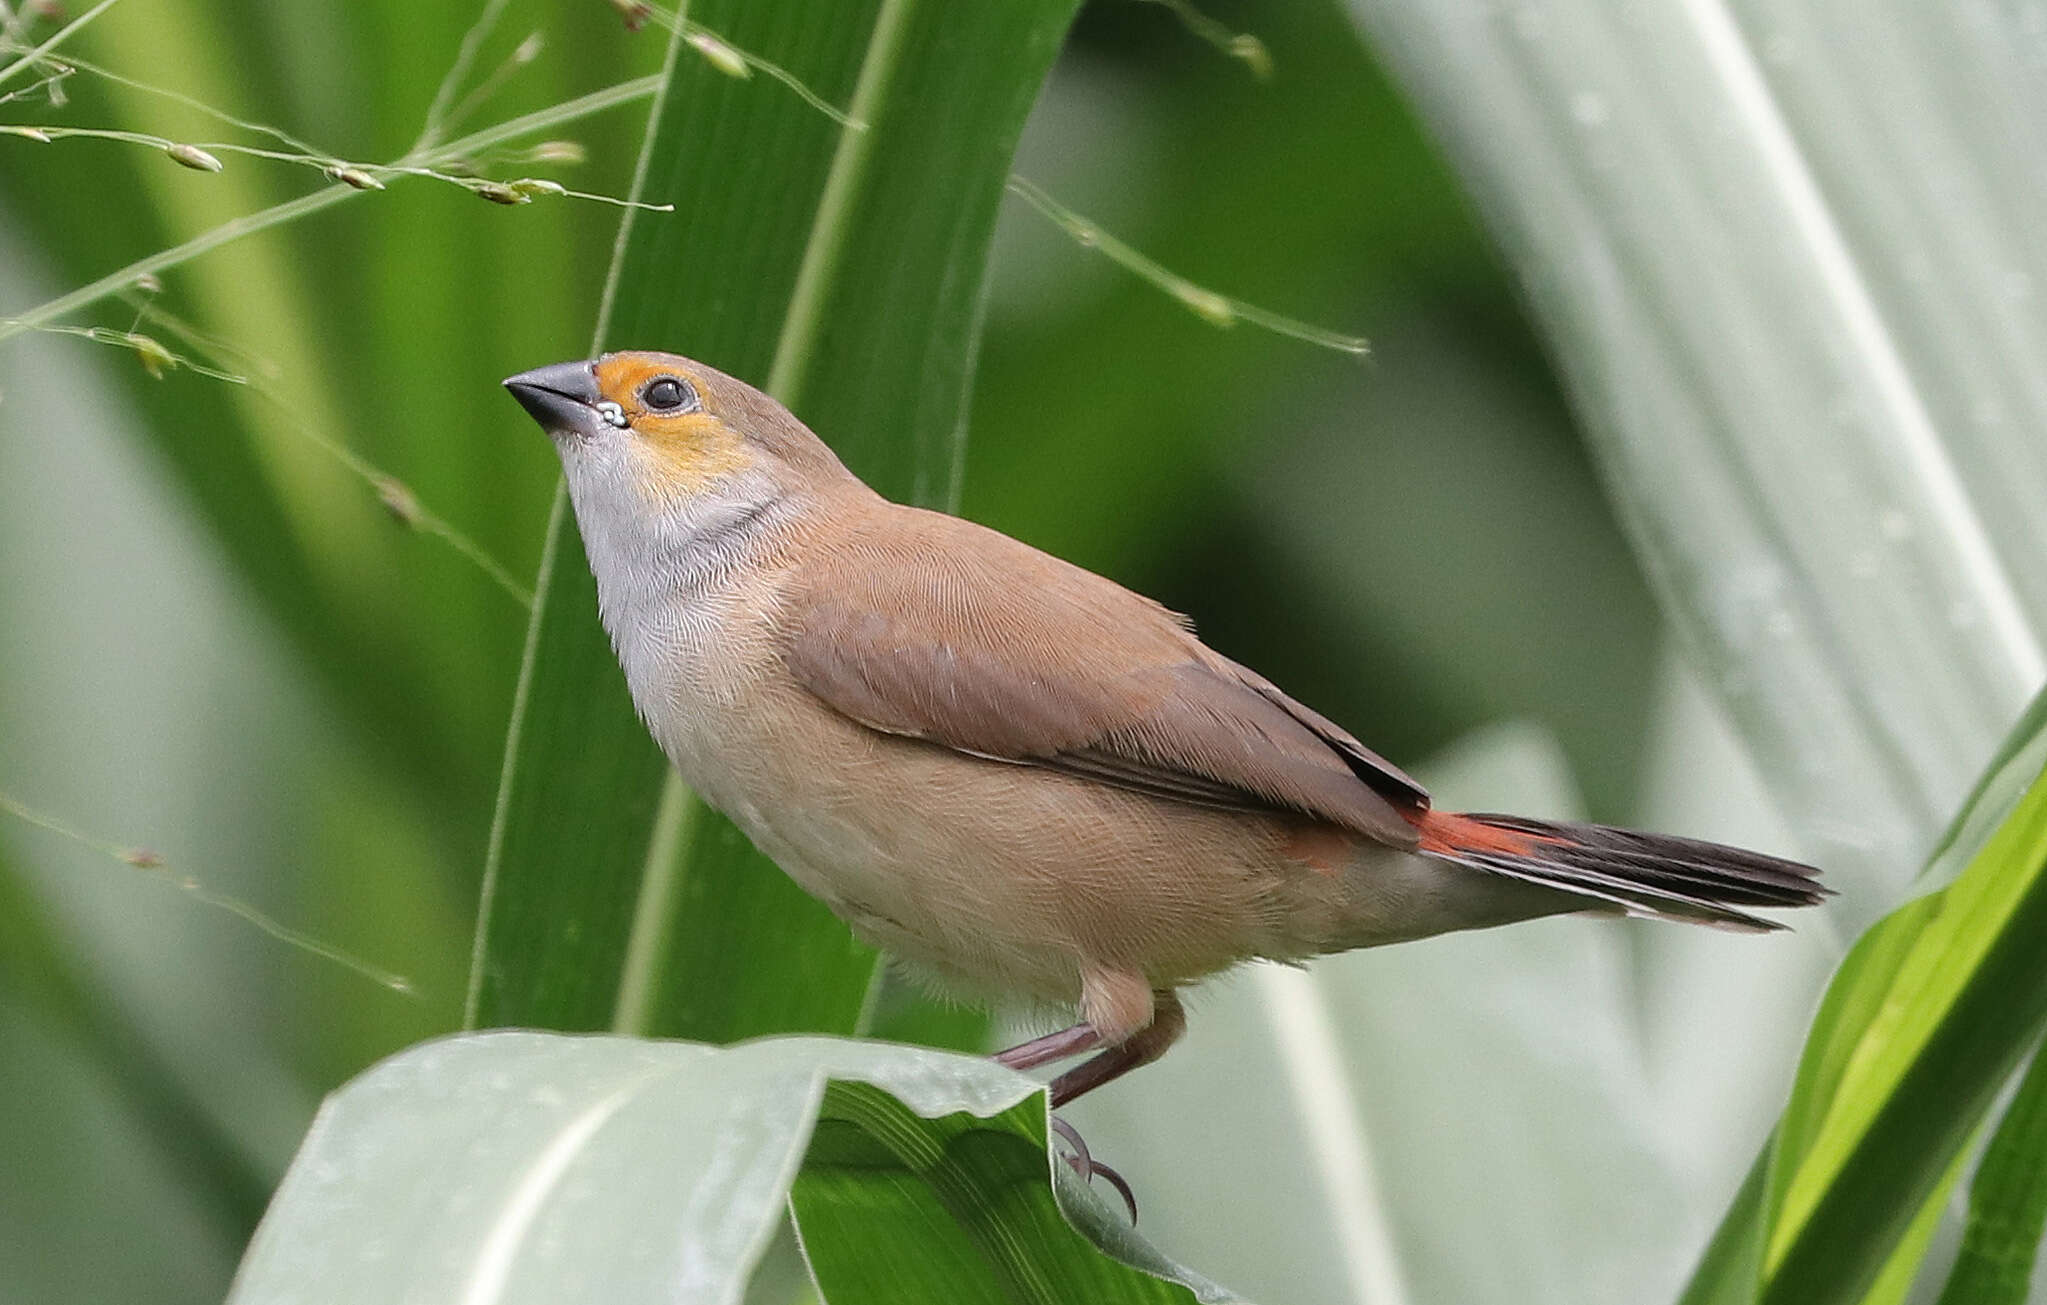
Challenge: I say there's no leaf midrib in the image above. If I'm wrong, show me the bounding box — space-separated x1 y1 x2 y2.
610 0 914 1036
469 0 924 1035
463 21 690 1031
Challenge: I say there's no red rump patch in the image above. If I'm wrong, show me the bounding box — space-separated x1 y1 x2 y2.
1407 810 1571 860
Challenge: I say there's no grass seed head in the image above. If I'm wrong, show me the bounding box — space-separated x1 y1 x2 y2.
687 31 750 79
324 163 385 190
165 142 223 172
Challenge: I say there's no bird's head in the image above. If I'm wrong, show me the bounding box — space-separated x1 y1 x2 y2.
504 350 853 560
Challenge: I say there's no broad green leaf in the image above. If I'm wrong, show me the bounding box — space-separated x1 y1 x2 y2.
1670 683 2047 1305
1676 1149 1768 1305
1934 1043 2047 1305
1858 1150 1966 1305
226 1032 1245 1304
1760 748 2047 1303
1763 894 1946 1212
793 1080 1239 1304
1677 689 2047 1305
1338 4 2047 1295
469 0 1080 1039
1344 0 2047 891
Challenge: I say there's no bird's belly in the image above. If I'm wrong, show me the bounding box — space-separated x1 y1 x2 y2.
652 678 1313 1001
622 617 1538 1005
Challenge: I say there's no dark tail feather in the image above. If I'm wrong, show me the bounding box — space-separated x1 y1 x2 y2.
1412 810 1829 933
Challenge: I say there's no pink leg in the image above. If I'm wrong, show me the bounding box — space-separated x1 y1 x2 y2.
1049 991 1186 1106
994 985 1184 1224
993 1021 1103 1071
991 968 1154 1073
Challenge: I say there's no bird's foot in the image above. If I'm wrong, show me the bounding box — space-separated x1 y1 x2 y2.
1049 1115 1138 1224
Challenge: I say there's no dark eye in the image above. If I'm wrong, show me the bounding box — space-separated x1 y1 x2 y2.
640 375 696 413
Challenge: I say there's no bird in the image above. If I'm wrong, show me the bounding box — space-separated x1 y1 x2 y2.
504 350 1826 1110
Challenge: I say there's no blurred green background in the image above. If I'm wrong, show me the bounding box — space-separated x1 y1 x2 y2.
0 1 1852 1302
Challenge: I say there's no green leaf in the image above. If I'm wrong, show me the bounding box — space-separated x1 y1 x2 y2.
469 0 1081 1039
1676 1148 1768 1305
1855 1149 1967 1305
1763 893 1947 1220
1341 6 2047 1291
1759 767 2047 1302
1933 1042 2047 1305
793 1080 1238 1304
1344 0 2047 884
226 1032 1245 1304
1677 691 2047 1305
1674 685 2047 1305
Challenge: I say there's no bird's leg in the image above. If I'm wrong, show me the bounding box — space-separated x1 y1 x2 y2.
1049 990 1186 1107
993 978 1180 1224
993 1021 1103 1071
993 1024 1138 1219
993 973 1181 1099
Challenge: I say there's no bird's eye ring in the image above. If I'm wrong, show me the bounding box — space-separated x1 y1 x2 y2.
640 375 698 413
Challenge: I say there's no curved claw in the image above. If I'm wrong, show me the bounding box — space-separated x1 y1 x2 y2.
1049 1115 1139 1224
1090 1161 1140 1225
1049 1116 1092 1171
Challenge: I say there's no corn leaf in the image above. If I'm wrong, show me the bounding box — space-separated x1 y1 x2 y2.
1932 1042 2047 1305
793 1080 1241 1304
1344 0 2047 890
1671 688 2047 1304
1338 5 2047 1298
468 0 1079 1038
226 1032 1243 1304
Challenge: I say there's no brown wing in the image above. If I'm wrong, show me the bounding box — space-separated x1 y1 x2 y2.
782 506 1428 848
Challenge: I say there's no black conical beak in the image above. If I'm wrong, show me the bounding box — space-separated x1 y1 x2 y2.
503 359 603 438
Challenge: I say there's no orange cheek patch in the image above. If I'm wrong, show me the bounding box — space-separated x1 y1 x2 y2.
589 354 755 500
634 413 755 500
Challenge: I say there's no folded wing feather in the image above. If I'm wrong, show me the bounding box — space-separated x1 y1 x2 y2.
781 506 1426 849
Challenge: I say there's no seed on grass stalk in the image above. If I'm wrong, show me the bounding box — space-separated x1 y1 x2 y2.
324 163 384 191
513 33 544 64
7 127 54 143
687 31 751 79
372 475 422 527
129 334 177 377
1171 282 1237 328
165 142 222 172
610 0 652 32
472 181 530 205
508 176 566 198
120 847 165 869
133 272 162 294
